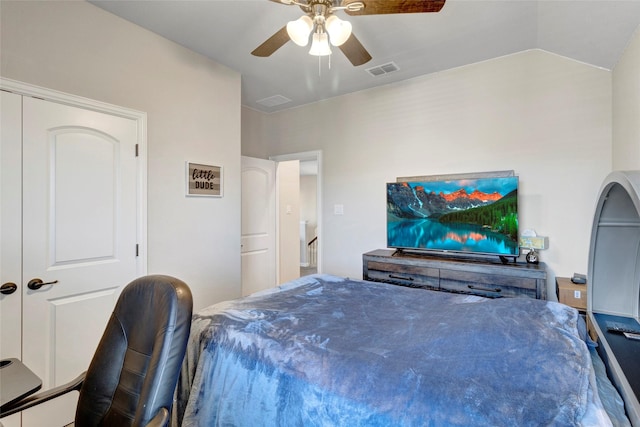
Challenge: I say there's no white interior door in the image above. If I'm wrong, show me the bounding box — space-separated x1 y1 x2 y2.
0 91 24 427
241 156 276 296
0 92 143 427
1 91 23 362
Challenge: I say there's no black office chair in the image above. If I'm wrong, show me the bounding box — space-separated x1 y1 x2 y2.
0 275 193 427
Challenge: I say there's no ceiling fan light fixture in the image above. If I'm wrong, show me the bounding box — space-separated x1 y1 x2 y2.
325 15 352 46
286 15 313 46
309 32 331 56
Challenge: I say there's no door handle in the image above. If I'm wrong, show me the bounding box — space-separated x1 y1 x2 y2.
1 282 18 295
27 278 59 290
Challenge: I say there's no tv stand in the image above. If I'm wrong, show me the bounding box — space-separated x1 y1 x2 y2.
363 249 547 299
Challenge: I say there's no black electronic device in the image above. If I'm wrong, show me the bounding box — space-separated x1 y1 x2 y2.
386 175 519 258
0 358 42 412
571 273 587 284
606 321 640 335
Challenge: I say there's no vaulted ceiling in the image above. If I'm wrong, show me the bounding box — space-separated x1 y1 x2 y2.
90 0 640 113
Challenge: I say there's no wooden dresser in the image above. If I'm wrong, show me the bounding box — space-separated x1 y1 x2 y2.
363 249 547 299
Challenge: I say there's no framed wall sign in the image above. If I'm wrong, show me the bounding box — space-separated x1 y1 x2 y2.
186 162 223 197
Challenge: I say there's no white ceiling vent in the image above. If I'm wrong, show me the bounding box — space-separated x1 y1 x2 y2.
256 95 292 108
365 62 400 77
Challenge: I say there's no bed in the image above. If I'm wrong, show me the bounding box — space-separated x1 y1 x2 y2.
175 274 630 426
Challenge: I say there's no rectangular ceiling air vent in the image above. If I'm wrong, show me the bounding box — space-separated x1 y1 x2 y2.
365 62 400 77
256 95 292 108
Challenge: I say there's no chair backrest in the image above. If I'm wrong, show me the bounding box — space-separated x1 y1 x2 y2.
75 275 193 427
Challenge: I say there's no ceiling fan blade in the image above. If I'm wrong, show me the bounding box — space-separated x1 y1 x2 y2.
339 33 372 66
269 0 310 10
342 0 446 16
251 26 290 57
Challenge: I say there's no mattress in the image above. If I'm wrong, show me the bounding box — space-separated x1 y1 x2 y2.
176 274 622 426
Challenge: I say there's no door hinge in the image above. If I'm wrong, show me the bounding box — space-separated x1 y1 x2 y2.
135 144 139 157
136 244 139 257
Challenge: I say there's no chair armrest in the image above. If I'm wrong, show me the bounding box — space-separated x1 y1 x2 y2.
0 372 85 418
145 408 169 427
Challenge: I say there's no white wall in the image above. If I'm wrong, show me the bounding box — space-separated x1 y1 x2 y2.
300 175 318 230
613 27 640 170
242 107 271 160
277 161 300 283
243 50 613 298
1 1 242 310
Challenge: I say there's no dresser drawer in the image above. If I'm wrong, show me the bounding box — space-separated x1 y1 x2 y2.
439 269 537 298
366 261 439 289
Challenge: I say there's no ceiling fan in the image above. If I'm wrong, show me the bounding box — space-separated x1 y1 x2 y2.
251 0 446 66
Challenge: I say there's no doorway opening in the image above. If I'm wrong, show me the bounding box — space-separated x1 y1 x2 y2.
270 151 322 278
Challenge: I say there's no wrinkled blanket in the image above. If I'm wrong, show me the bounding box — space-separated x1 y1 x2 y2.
176 275 611 426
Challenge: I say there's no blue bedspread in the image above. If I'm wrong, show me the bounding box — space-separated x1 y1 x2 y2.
176 275 610 426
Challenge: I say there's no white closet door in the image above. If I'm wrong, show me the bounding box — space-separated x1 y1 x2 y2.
17 96 140 427
0 91 23 361
0 91 24 427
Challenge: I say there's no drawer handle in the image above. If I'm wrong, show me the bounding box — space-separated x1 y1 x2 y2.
468 284 501 293
389 274 414 281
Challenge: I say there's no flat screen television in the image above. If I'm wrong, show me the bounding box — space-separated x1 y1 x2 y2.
387 176 519 258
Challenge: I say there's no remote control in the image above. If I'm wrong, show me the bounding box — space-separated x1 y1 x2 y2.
606 321 640 335
623 332 640 341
